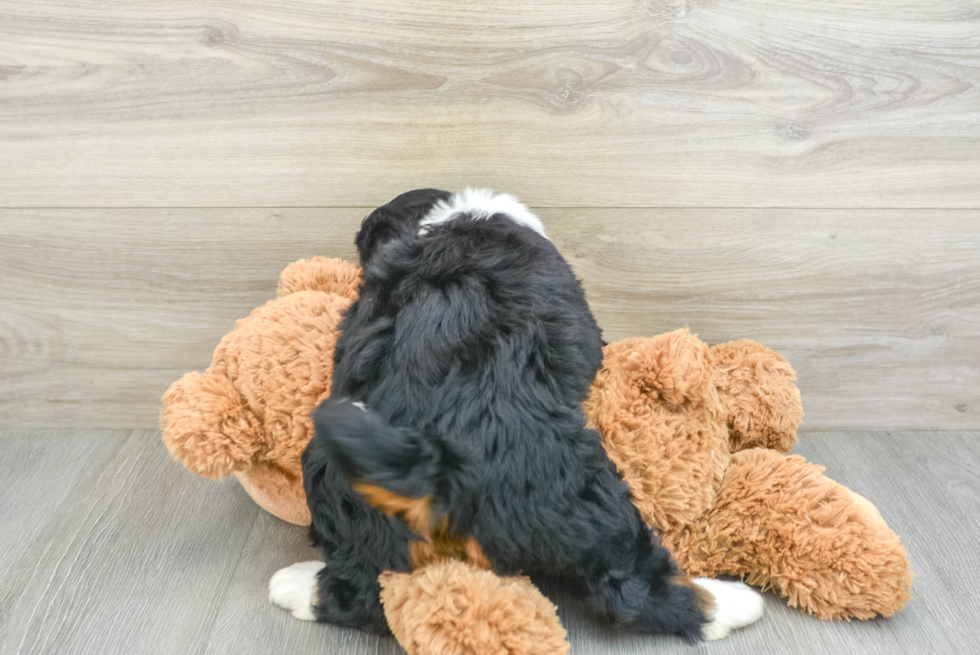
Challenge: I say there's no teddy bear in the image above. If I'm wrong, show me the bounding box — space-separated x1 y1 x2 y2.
161 257 912 653
585 330 912 622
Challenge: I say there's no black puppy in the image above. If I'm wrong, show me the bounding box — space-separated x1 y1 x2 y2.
270 189 762 641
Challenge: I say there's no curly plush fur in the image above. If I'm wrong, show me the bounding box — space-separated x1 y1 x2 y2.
585 332 731 531
379 561 570 655
661 449 913 620
710 340 803 452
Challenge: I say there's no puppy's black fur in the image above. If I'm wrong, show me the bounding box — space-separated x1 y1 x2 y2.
303 188 709 641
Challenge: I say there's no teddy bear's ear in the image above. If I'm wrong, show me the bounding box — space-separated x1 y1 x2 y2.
595 330 715 408
276 257 361 301
161 371 263 479
709 341 803 453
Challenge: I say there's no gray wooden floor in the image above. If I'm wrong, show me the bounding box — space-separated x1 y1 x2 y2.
1 430 976 654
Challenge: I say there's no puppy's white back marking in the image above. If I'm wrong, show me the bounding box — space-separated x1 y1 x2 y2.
419 188 548 239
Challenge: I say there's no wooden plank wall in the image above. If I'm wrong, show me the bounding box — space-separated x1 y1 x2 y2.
1 0 978 430
2 209 977 430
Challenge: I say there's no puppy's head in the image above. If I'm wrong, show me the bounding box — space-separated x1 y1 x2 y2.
355 188 451 265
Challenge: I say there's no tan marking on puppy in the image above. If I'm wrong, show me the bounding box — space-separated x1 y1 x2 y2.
352 482 434 535
352 482 439 567
408 542 436 566
463 536 492 570
352 482 491 569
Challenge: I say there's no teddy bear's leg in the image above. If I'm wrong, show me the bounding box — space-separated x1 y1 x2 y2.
709 341 803 453
269 440 414 633
378 562 571 655
660 449 913 620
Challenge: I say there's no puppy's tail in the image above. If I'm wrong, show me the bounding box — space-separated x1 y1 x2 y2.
311 396 471 502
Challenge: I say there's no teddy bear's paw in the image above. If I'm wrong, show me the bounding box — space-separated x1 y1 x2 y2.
269 561 325 621
693 578 764 641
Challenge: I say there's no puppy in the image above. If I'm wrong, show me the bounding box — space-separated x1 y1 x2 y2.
270 188 763 641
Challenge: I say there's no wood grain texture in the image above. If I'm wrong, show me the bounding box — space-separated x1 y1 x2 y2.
0 429 129 640
0 209 360 430
554 209 980 431
1 0 979 207
1 208 977 431
0 429 976 654
0 430 260 655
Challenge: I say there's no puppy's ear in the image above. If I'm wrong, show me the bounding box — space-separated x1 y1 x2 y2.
354 206 404 265
355 188 451 264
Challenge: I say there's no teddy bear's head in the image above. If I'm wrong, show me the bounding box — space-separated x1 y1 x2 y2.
584 328 804 532
161 257 359 525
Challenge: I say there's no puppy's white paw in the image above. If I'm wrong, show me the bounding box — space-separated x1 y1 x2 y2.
269 561 325 621
694 578 764 641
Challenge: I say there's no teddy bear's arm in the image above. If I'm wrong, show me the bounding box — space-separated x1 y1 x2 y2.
660 449 912 620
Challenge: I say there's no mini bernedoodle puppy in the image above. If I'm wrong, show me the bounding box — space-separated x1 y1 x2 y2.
270 188 763 642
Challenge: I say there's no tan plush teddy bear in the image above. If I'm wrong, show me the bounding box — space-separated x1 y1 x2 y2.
161 258 912 654
585 330 912 621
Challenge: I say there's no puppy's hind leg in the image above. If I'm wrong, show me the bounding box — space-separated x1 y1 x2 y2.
269 561 324 621
569 467 763 641
273 429 417 633
577 519 712 641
